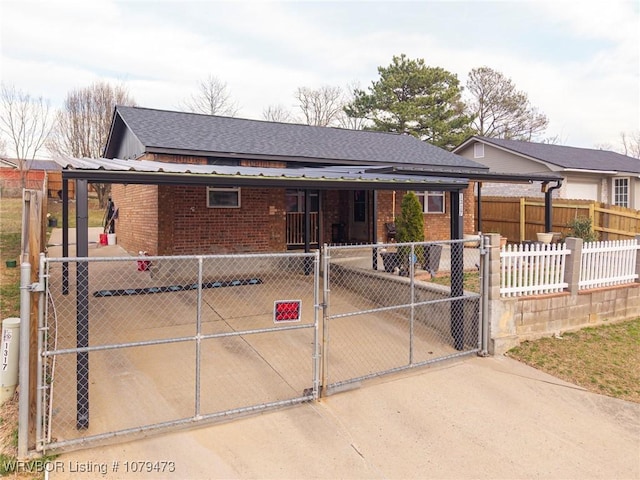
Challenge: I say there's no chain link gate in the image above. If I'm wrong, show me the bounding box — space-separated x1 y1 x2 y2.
322 239 484 394
38 251 320 452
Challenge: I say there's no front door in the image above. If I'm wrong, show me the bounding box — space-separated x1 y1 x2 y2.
349 190 369 242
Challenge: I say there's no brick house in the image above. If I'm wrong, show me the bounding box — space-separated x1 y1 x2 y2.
94 106 555 256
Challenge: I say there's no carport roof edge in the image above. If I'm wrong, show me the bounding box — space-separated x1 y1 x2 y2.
56 157 472 191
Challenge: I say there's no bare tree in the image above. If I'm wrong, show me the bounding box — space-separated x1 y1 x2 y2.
336 81 368 130
466 66 549 141
620 131 640 159
0 83 52 187
182 75 239 116
262 104 294 123
48 81 136 207
295 85 345 127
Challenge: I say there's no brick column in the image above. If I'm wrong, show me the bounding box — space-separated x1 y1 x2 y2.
564 237 583 295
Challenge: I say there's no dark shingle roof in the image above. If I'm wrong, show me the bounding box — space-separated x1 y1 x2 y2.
475 136 640 173
111 106 487 170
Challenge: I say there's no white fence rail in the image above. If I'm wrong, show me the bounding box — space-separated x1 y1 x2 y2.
500 243 569 297
579 240 639 289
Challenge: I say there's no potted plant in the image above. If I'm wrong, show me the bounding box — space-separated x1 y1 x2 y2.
47 213 58 228
536 232 554 244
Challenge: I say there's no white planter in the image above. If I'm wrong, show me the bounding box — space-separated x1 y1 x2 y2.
536 232 553 244
463 234 480 247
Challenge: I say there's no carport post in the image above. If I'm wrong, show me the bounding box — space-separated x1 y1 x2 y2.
62 177 69 295
450 190 464 351
304 190 312 275
76 179 90 429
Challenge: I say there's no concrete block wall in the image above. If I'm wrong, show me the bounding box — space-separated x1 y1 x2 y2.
331 263 479 348
487 233 640 354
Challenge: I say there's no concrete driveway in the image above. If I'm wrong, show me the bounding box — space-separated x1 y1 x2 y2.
46 355 639 480
43 229 639 479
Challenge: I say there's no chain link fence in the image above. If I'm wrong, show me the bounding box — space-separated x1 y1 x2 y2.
322 240 483 393
36 240 484 452
39 252 320 452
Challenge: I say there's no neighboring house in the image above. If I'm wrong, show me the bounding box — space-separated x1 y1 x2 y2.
453 136 640 209
96 106 556 256
0 157 73 197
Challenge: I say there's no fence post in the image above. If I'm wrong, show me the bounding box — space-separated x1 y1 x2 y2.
635 235 640 283
564 237 583 296
519 198 525 242
486 233 502 300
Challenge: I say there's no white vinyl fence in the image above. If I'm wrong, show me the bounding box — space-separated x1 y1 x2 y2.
579 240 639 289
500 243 569 297
500 239 640 297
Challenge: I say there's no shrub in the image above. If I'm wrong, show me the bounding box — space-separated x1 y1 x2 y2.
396 192 424 266
566 216 598 242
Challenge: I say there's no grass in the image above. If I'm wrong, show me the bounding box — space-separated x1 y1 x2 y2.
507 318 640 403
424 271 481 292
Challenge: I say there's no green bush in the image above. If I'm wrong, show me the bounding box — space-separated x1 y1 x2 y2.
566 216 598 242
396 192 424 265
396 192 424 243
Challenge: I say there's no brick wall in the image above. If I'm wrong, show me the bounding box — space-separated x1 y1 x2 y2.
376 185 476 242
165 185 287 255
110 184 159 254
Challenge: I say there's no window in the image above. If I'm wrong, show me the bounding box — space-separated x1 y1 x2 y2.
474 143 484 158
415 191 445 214
207 187 241 208
613 178 629 207
285 190 318 213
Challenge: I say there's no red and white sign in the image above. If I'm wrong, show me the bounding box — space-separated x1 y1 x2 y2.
274 300 302 323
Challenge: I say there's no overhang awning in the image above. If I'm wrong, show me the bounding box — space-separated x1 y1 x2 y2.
367 165 564 184
56 157 472 191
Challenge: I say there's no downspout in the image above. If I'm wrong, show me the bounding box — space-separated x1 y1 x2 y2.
476 181 482 233
544 180 563 233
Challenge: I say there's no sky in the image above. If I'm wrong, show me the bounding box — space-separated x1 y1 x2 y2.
1 0 639 153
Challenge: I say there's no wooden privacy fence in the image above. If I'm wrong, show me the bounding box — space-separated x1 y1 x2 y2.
499 239 640 297
480 197 640 242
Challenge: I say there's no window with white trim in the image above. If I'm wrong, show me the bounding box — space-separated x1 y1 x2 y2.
207 187 241 208
415 191 445 214
474 143 484 158
613 178 629 207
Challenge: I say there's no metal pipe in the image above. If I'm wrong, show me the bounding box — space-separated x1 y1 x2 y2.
35 254 46 451
544 180 563 232
18 261 31 459
312 251 320 400
321 244 330 397
195 258 203 418
409 244 415 365
480 235 490 355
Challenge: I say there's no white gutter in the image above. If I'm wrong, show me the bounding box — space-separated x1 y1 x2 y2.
562 168 618 174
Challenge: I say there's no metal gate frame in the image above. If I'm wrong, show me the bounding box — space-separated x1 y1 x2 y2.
35 251 321 453
321 239 486 394
25 240 487 454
